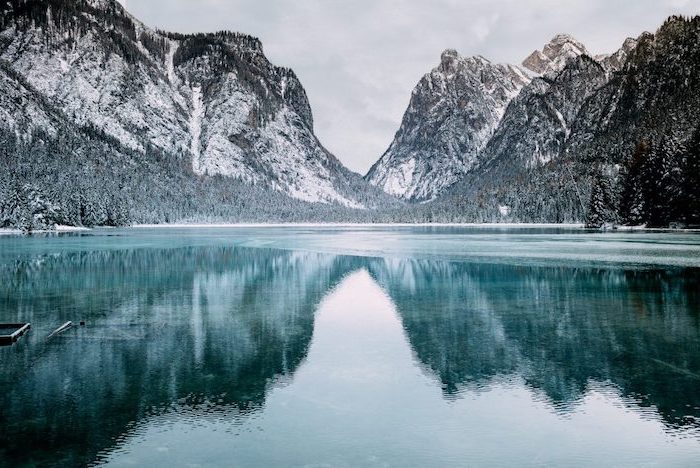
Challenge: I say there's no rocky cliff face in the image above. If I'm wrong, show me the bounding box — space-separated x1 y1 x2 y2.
365 50 530 201
479 55 608 171
522 34 589 76
596 37 640 74
0 0 367 207
366 27 673 212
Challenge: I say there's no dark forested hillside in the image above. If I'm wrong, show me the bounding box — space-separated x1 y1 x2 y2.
0 122 389 231
570 16 700 227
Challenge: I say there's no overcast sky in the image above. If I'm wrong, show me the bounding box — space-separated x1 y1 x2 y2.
119 0 699 174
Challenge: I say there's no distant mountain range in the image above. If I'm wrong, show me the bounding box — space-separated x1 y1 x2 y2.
366 33 639 202
369 17 700 227
0 0 698 230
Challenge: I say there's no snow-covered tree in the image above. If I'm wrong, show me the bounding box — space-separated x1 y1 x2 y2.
683 127 700 226
619 141 649 226
586 170 618 228
0 180 61 232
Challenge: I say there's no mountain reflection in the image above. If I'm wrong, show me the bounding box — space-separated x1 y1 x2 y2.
0 247 363 466
369 259 700 425
0 245 699 465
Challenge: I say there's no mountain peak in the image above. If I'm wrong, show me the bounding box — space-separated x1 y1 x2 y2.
596 36 640 73
522 33 589 75
548 33 586 48
438 49 502 76
366 48 531 201
439 48 460 72
440 48 460 60
85 0 120 9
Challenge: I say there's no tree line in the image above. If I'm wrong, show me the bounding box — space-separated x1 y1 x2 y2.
586 127 700 228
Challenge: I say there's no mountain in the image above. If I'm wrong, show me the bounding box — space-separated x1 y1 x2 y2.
522 34 589 76
479 55 608 171
596 37 639 73
0 0 388 223
0 56 356 229
434 53 612 223
366 33 597 203
363 16 699 227
436 16 700 226
1 4 698 229
365 50 530 201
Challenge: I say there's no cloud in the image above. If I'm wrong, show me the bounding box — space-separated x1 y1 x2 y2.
123 0 700 174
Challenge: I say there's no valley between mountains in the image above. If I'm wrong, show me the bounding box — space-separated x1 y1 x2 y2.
1 0 698 230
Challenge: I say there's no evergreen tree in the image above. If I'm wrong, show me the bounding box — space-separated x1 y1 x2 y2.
0 180 30 231
586 170 618 228
0 181 60 232
619 141 649 226
684 127 700 226
660 133 686 225
640 141 669 228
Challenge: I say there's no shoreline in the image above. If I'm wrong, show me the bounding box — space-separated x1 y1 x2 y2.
131 223 699 232
0 225 91 236
132 222 587 229
2 223 699 235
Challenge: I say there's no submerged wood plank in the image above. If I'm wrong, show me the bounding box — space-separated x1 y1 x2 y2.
48 321 73 339
0 323 31 346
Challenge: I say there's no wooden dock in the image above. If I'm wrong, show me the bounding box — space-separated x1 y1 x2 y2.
0 323 31 346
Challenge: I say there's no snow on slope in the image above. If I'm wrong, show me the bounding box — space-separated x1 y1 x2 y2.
365 50 531 201
190 85 204 174
166 41 179 85
368 32 642 203
0 0 364 207
0 61 60 138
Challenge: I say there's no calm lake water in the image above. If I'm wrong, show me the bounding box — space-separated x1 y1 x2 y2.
1 226 700 467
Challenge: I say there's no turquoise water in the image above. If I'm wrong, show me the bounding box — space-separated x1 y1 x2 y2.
1 226 699 467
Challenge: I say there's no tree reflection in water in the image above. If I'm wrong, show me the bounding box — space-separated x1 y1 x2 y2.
0 245 698 465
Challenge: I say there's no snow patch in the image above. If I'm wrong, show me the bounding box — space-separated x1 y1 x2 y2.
554 108 570 138
166 41 178 84
190 85 205 174
0 225 91 235
383 159 416 197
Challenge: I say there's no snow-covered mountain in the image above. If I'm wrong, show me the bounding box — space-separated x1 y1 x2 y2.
522 34 589 76
438 16 700 226
366 33 600 202
0 0 369 207
365 17 699 228
478 54 609 170
366 30 664 205
2 5 698 228
596 37 639 73
365 50 530 201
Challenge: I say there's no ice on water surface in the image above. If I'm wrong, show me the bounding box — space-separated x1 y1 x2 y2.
0 226 699 466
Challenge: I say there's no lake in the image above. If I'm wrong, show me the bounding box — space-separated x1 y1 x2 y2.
1 226 700 467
